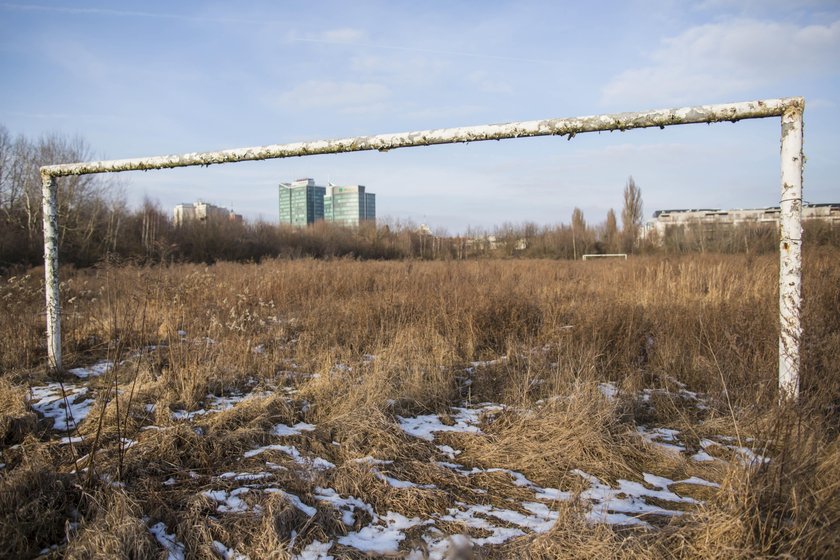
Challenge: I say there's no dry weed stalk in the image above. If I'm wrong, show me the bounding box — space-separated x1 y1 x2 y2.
0 252 837 558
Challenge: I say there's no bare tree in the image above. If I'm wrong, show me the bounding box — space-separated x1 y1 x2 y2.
603 209 618 253
0 125 11 211
571 207 587 259
0 125 124 266
621 176 643 253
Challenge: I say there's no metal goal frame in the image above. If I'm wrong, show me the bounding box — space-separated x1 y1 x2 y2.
40 97 805 400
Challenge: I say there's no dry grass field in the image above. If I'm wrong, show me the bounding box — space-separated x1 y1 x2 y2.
1 252 839 559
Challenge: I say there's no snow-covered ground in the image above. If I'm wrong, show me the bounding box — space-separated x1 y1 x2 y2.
26 359 765 560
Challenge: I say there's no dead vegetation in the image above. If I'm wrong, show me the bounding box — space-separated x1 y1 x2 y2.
1 251 839 559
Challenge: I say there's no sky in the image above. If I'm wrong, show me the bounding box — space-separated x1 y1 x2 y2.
1 0 838 233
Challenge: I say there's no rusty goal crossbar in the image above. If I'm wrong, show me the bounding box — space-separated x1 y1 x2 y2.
40 97 805 400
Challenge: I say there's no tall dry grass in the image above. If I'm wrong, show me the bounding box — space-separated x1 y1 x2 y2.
0 251 838 558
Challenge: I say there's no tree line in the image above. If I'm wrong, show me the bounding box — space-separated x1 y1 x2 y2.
1 126 836 272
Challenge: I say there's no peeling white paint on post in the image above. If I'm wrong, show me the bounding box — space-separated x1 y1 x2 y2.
41 174 61 371
778 99 804 401
39 97 805 399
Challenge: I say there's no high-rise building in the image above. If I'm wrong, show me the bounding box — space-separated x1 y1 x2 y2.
324 185 376 226
279 178 326 226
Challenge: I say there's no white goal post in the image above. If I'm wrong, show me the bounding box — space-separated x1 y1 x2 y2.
582 254 628 261
40 97 805 401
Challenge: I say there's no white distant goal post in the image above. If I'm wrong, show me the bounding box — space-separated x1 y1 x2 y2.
582 253 628 261
40 97 805 401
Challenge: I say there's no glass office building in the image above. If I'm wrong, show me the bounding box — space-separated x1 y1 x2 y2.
278 178 326 226
324 185 376 226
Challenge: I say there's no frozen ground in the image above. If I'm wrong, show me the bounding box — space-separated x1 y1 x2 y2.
23 363 763 559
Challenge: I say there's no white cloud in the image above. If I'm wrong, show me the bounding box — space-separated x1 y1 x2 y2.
43 39 110 82
694 0 838 13
351 54 446 76
602 19 840 107
806 98 837 109
273 81 391 111
466 70 513 94
402 104 486 121
286 27 368 45
320 28 367 43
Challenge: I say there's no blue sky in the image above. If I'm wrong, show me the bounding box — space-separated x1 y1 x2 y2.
1 1 838 233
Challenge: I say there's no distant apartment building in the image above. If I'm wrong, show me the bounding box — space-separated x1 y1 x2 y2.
324 184 376 226
174 201 243 226
648 203 840 238
279 178 326 226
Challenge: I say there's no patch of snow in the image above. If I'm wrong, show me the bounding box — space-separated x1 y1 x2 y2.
272 422 316 436
433 497 561 547
141 425 167 431
338 512 426 555
436 445 460 459
29 383 95 431
351 456 393 466
598 383 618 400
677 476 720 488
415 533 474 560
574 469 697 528
202 488 255 514
243 444 334 470
148 521 186 560
436 461 571 502
486 467 537 488
350 457 430 489
264 488 316 517
171 391 273 421
171 408 207 421
691 451 716 462
295 540 334 560
313 488 376 527
639 384 711 411
698 437 769 467
643 472 676 489
211 540 249 560
468 357 508 369
441 504 525 545
434 461 482 476
219 471 272 482
373 471 420 489
68 360 112 379
534 486 573 501
397 404 502 442
637 426 686 454
730 445 769 467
